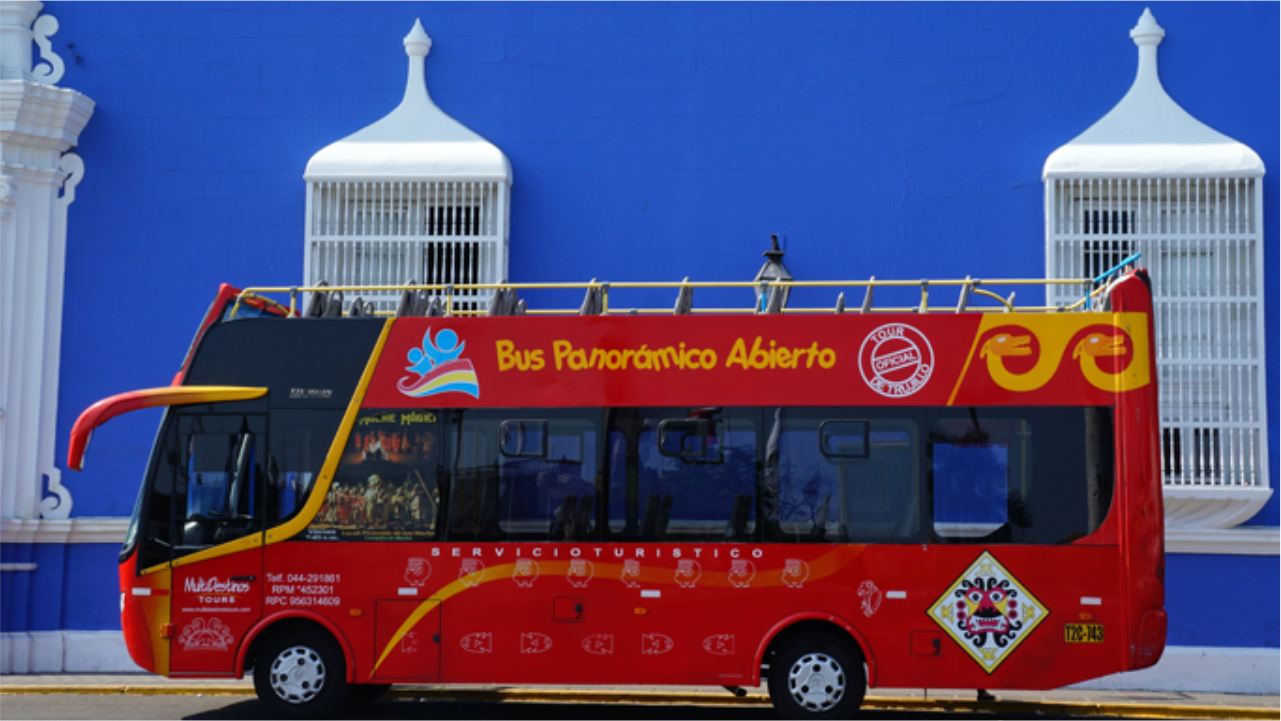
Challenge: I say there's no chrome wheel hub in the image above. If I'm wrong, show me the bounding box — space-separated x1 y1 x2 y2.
270 645 326 705
787 652 846 713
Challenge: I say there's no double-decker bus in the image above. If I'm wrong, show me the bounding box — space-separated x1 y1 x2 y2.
69 270 1165 719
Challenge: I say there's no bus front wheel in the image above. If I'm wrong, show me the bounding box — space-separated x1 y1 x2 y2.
253 628 349 718
767 631 865 719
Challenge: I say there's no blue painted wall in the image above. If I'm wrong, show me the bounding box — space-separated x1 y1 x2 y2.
28 2 1277 645
1166 555 1280 648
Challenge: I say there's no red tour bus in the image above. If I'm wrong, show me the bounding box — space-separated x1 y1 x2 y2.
69 270 1165 718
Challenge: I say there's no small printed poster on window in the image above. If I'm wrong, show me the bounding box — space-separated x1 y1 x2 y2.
305 410 439 541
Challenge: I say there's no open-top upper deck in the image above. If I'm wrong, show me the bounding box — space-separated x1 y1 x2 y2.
231 255 1143 319
206 265 1156 412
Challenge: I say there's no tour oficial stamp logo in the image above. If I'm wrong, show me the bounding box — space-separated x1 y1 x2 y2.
927 551 1048 674
859 323 934 398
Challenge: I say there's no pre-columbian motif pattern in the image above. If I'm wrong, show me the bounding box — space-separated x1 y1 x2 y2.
927 551 1048 674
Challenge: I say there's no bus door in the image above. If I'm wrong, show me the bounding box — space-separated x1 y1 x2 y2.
167 413 267 675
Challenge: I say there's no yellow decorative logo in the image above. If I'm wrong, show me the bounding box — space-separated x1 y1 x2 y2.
928 552 1048 674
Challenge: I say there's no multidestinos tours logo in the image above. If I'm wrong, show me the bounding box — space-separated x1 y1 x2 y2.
398 328 480 399
183 577 251 595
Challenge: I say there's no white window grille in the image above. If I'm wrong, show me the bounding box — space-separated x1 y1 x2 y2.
305 180 507 313
1046 176 1269 525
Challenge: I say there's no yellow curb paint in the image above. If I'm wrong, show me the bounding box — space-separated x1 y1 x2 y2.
0 686 1274 720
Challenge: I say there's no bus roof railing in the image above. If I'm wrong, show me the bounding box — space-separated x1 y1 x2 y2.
234 262 1143 320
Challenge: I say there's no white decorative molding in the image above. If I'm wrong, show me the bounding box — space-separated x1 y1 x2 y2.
35 151 84 521
1165 525 1280 556
1164 487 1274 531
29 13 63 85
57 152 83 200
1044 9 1264 178
0 517 129 544
0 172 14 216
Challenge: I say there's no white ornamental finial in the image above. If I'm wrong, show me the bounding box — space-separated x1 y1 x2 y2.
404 19 432 57
1130 8 1165 47
399 20 433 108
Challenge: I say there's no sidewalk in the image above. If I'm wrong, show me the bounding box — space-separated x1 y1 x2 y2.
2 673 1278 719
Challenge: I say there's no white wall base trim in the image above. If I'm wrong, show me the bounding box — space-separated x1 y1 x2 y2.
1165 526 1280 555
0 517 129 544
1069 646 1280 695
1 631 139 674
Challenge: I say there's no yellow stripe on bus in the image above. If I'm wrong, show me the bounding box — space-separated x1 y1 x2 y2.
266 319 394 546
372 547 867 676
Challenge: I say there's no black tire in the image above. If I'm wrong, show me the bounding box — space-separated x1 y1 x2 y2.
346 683 392 705
767 632 866 720
253 628 349 719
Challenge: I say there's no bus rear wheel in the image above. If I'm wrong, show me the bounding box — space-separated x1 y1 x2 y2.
767 632 865 719
253 628 349 718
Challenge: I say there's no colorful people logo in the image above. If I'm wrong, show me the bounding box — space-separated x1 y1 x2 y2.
398 328 480 399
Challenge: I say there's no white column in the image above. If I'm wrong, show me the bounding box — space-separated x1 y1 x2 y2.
0 0 94 521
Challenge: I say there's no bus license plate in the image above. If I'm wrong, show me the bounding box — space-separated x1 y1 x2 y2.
1064 623 1104 643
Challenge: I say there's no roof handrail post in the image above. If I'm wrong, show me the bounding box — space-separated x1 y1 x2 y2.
445 284 454 316
674 277 694 315
1004 291 1016 312
955 277 973 313
600 282 610 315
860 277 875 314
918 280 929 314
288 287 298 317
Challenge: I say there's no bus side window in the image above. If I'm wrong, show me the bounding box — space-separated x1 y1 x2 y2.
500 416 598 542
267 410 344 525
444 411 599 542
621 408 756 543
771 410 921 544
172 414 266 557
928 408 1104 545
136 416 178 570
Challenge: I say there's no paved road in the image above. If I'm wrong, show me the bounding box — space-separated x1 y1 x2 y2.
0 693 1109 720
